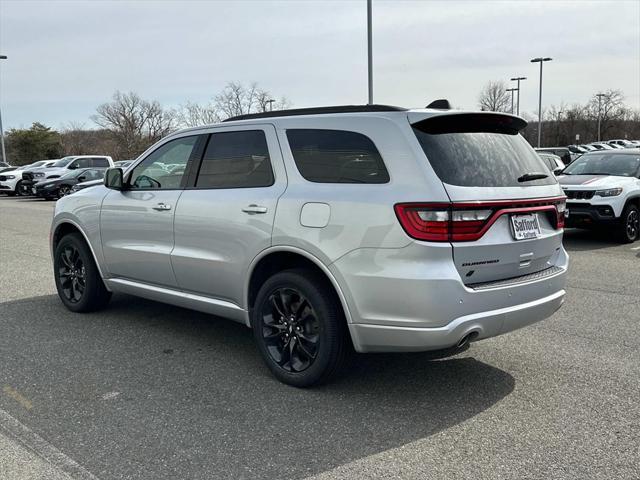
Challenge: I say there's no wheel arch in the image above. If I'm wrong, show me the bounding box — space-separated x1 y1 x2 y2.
245 247 354 328
51 220 108 281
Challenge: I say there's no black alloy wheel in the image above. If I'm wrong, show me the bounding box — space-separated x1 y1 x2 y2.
58 185 71 198
54 232 111 312
261 287 320 373
57 244 86 303
252 269 349 387
625 206 639 241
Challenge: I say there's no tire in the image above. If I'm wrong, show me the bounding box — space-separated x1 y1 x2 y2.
57 185 71 198
251 269 350 387
54 232 111 312
16 181 28 196
616 204 639 243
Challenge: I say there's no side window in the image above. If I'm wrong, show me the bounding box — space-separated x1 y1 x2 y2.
91 157 110 167
72 158 91 169
129 136 198 190
195 130 274 189
286 129 389 184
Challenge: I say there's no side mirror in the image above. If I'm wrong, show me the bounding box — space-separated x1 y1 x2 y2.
104 167 124 190
68 163 78 170
77 175 86 182
553 167 564 176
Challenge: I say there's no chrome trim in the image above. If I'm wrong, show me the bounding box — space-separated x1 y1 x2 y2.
106 278 248 324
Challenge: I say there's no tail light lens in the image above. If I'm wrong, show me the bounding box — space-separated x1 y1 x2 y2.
395 197 567 242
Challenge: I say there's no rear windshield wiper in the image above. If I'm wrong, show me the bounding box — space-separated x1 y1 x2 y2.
518 172 549 182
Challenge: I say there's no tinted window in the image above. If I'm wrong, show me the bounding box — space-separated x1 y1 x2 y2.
91 157 110 167
286 129 389 184
72 158 92 169
413 115 555 187
563 153 640 177
130 136 198 190
195 130 274 189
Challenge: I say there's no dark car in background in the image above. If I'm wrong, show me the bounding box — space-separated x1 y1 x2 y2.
34 168 106 199
535 147 573 165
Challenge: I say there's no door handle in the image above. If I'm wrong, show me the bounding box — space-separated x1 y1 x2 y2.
242 204 268 214
152 202 172 211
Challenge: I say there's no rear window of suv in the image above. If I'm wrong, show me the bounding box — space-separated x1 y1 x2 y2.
413 113 556 187
287 129 389 183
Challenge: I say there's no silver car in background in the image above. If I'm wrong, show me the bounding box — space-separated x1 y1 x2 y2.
50 104 568 386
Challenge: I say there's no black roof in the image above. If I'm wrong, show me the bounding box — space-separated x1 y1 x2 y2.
223 104 407 122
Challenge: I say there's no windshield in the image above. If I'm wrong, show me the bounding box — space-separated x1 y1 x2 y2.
53 157 75 167
563 153 640 176
413 114 555 187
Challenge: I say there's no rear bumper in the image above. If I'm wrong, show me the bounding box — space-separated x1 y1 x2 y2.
348 289 565 352
330 242 568 353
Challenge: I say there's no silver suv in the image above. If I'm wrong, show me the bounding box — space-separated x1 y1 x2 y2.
50 105 568 386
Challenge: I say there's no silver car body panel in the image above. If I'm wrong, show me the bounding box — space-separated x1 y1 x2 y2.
51 108 569 352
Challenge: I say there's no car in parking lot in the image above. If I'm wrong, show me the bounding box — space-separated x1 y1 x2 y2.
21 155 113 194
608 139 636 148
559 149 640 242
535 147 572 165
0 160 53 196
51 104 568 386
538 152 565 176
34 168 107 199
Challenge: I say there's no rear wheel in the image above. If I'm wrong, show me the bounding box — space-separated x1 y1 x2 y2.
252 269 349 387
54 232 111 312
617 204 639 243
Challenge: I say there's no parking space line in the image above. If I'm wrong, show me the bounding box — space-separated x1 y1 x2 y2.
2 386 33 410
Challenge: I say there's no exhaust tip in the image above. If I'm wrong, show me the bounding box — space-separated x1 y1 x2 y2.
457 331 479 349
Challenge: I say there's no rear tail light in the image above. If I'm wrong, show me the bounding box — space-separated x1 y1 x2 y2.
395 197 567 242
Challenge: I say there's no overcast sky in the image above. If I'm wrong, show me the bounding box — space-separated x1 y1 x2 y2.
1 0 638 130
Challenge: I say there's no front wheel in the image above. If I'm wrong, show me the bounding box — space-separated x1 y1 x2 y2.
57 185 71 198
54 232 111 312
252 269 349 387
617 204 639 243
16 181 29 196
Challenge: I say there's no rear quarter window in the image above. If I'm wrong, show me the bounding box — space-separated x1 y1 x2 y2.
413 114 556 187
286 129 389 184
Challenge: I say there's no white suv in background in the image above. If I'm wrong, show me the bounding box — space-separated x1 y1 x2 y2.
51 104 568 386
560 149 640 242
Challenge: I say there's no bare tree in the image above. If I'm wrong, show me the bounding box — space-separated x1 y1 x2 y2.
478 81 511 113
92 91 177 159
176 82 291 127
587 89 627 139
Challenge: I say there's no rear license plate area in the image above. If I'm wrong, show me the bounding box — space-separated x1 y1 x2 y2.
510 213 541 240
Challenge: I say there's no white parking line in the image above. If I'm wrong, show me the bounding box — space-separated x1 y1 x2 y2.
0 408 99 480
631 246 640 251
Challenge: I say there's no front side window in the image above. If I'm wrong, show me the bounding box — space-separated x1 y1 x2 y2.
129 136 198 190
286 129 389 183
71 158 92 169
195 130 274 189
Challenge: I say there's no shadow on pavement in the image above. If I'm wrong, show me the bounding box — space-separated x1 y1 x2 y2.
562 228 622 251
0 294 515 480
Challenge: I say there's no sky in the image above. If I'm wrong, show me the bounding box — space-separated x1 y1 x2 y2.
0 0 639 130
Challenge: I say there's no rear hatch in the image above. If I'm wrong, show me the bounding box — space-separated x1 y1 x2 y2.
403 112 566 286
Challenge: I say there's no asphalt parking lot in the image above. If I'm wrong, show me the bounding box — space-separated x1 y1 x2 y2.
1 195 639 480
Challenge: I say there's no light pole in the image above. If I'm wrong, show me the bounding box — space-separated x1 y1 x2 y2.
0 55 7 164
530 57 552 147
265 99 275 112
506 88 517 114
510 76 526 116
596 93 607 141
367 0 373 104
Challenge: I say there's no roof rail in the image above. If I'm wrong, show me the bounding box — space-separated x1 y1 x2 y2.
223 104 407 122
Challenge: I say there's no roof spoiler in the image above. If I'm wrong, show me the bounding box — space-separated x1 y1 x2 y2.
425 99 451 110
412 112 527 134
